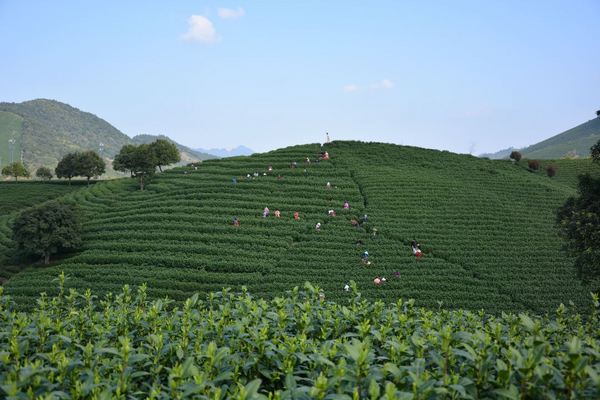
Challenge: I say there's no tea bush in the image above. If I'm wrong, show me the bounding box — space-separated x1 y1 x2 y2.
0 280 599 399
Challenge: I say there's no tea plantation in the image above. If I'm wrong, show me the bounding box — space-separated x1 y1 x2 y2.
1 280 599 399
1 141 597 314
0 181 89 282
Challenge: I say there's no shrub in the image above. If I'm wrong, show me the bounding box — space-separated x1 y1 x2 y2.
1 162 29 181
12 200 82 264
546 165 557 177
509 151 522 162
35 166 53 180
528 159 540 171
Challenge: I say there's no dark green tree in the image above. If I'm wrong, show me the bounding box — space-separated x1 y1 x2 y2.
150 139 180 172
12 200 82 264
35 166 53 180
55 153 79 184
76 150 105 185
112 144 137 177
557 174 600 285
557 143 600 289
1 162 29 181
591 139 600 164
113 144 156 190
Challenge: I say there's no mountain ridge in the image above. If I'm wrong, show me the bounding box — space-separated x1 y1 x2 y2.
195 145 254 158
0 99 216 171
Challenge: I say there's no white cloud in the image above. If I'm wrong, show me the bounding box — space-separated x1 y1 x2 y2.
181 15 218 43
218 7 245 19
370 79 394 90
343 79 394 93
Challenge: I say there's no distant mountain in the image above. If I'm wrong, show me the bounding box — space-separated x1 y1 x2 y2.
132 134 216 164
195 145 254 158
521 117 600 159
0 99 214 171
479 114 600 160
479 147 516 160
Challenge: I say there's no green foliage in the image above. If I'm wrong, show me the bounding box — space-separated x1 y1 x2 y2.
0 182 87 280
0 282 599 398
591 139 600 164
55 152 79 182
113 143 157 190
55 151 106 184
1 162 29 181
557 173 600 289
77 150 106 184
11 200 82 264
35 166 53 180
0 111 23 169
149 139 181 172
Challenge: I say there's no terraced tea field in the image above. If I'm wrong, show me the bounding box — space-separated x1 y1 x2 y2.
1 142 597 313
0 181 89 281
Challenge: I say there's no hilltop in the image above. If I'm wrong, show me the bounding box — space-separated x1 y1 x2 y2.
0 99 215 171
1 141 598 315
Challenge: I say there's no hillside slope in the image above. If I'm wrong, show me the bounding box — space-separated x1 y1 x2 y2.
2 142 598 314
0 99 215 170
0 181 90 282
522 117 600 159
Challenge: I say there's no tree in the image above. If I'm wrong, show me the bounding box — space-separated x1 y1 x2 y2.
509 151 522 163
35 166 53 180
112 144 137 177
546 165 557 178
596 109 600 118
591 139 600 165
76 150 105 185
150 139 180 172
527 159 540 171
1 162 29 181
113 144 157 190
12 200 82 264
55 153 79 184
557 174 600 286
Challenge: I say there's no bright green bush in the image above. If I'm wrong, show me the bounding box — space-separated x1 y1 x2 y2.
0 279 599 398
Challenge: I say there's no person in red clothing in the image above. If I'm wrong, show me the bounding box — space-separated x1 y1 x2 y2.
293 211 300 220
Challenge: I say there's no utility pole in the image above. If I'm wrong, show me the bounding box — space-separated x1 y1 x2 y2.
8 138 16 164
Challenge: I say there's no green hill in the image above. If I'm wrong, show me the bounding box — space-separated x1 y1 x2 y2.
1 141 599 314
0 99 215 172
521 117 600 159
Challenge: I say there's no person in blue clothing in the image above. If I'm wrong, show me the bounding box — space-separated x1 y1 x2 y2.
232 176 237 184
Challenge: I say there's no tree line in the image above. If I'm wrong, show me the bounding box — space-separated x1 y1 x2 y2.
1 139 180 188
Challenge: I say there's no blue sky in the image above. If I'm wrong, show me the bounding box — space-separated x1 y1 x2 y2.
1 1 599 154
